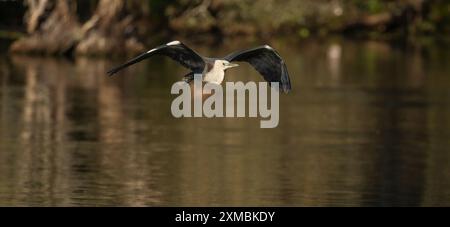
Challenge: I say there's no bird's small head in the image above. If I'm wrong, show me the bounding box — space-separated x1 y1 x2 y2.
216 60 239 71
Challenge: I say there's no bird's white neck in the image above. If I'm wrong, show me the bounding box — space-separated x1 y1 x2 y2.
203 61 225 84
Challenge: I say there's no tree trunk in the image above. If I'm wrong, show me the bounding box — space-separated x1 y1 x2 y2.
10 0 146 56
75 0 146 56
10 0 80 55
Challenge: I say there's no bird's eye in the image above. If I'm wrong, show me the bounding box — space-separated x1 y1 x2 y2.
223 63 226 66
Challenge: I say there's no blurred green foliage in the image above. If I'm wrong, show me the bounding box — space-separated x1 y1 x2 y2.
162 0 449 37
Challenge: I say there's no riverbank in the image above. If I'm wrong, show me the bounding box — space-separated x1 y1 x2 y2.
1 0 448 56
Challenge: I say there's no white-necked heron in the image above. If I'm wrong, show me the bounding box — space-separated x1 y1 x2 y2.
107 41 291 93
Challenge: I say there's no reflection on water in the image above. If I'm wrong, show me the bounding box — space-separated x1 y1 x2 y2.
0 39 450 206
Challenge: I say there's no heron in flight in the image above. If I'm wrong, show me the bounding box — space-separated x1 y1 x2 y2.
107 41 291 93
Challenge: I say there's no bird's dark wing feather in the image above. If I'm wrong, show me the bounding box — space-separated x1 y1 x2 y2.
224 45 291 93
107 41 205 76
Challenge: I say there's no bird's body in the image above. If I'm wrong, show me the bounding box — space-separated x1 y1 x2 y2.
107 41 291 93
201 59 237 84
203 60 224 84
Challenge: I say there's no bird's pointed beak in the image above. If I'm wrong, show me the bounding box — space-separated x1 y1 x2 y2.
226 62 239 69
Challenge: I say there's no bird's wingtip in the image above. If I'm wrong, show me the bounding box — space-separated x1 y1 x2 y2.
106 69 116 77
279 82 291 94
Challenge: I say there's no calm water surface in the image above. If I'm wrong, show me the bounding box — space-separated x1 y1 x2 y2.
0 39 449 206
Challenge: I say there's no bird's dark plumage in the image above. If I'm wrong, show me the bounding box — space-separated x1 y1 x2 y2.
107 41 291 93
107 41 205 76
224 45 291 93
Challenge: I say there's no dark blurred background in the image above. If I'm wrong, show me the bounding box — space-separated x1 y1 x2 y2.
0 0 449 54
0 0 450 207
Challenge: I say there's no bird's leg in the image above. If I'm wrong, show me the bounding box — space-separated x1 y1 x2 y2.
182 72 195 83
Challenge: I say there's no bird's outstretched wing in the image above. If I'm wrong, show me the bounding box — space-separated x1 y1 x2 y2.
107 41 205 76
224 45 291 93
